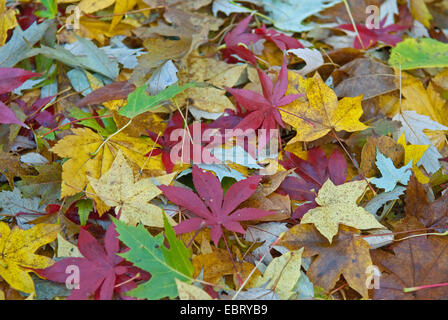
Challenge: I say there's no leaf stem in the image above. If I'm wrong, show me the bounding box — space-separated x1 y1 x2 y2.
90 118 133 157
404 282 448 293
342 0 365 50
222 231 244 286
39 115 110 138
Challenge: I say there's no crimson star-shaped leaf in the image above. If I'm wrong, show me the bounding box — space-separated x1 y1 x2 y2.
226 57 300 133
159 166 272 245
254 24 303 51
222 15 260 65
36 224 145 300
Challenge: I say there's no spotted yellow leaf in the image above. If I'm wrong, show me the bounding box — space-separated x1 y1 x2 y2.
301 179 385 243
0 223 59 294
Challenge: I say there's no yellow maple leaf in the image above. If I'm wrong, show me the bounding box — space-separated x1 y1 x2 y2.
281 72 368 144
88 150 176 227
0 223 60 294
301 179 385 243
397 133 430 184
0 0 17 46
51 128 163 213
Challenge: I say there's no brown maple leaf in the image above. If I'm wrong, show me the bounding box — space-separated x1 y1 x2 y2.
278 223 372 298
371 216 448 300
405 175 448 229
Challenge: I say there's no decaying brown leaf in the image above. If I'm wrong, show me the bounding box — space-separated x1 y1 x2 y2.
279 223 373 298
405 175 448 229
372 217 448 300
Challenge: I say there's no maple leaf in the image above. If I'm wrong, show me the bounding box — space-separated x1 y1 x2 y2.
300 179 385 243
51 128 163 213
159 165 272 246
338 17 409 49
371 150 413 192
222 16 304 64
371 216 448 300
37 224 143 300
281 72 368 143
226 57 301 135
279 148 347 219
88 150 176 228
146 113 219 172
222 15 260 65
405 175 448 229
113 215 194 300
119 82 197 119
0 222 59 294
278 223 373 299
254 24 304 51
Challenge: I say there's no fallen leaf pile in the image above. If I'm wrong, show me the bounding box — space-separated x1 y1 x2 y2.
1 0 448 301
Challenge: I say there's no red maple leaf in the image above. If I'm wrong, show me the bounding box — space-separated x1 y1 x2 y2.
338 17 409 49
254 24 304 51
222 15 260 65
226 57 300 134
279 148 347 219
147 112 220 172
222 16 304 65
35 224 146 300
159 166 272 245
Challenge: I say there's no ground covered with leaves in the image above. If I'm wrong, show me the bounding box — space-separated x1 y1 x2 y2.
1 0 448 301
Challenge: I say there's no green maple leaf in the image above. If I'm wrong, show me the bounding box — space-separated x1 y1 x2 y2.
113 214 194 300
118 82 198 119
